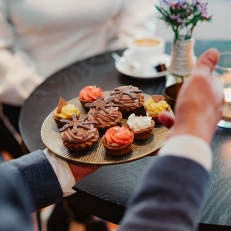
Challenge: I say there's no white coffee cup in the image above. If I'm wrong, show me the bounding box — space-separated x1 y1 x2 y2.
124 37 165 70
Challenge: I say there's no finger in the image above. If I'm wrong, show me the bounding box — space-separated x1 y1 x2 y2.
158 111 175 128
194 48 220 75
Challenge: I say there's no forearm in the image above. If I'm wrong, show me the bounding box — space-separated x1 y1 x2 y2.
0 150 63 212
119 133 212 231
0 148 99 213
119 155 210 231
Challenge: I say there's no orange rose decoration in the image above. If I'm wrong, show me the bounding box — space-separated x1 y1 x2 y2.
80 85 103 101
104 126 133 146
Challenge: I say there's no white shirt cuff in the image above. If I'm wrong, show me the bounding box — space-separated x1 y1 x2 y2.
158 135 212 171
43 148 76 197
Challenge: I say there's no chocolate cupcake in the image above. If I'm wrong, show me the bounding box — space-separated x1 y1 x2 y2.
59 115 99 151
110 85 144 115
85 97 122 132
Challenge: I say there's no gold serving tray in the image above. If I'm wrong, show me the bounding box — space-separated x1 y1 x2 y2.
41 91 170 165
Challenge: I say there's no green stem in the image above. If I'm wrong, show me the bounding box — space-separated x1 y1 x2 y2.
156 6 169 17
172 25 179 42
186 7 195 39
186 26 193 39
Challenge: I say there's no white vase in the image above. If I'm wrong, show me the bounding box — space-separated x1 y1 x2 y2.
166 38 196 87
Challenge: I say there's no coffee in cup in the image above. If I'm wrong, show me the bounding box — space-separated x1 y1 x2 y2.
124 37 165 71
132 38 161 47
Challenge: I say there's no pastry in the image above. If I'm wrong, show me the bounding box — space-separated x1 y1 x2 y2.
110 85 144 115
79 85 103 110
144 95 170 123
102 126 134 155
85 97 122 131
53 97 80 128
127 113 154 140
59 115 99 151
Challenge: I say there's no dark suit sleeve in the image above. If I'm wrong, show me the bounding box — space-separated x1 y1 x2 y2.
0 150 63 213
119 156 210 231
0 169 33 231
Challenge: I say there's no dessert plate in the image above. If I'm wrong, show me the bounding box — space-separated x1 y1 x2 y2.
41 91 170 165
115 53 171 79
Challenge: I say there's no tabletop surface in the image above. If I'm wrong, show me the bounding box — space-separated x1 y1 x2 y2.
20 40 231 229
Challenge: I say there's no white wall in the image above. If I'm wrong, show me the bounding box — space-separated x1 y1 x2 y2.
155 0 231 41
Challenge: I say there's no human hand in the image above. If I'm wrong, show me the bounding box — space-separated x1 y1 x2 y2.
159 49 224 144
68 162 100 182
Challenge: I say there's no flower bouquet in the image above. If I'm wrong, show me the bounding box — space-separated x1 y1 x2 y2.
156 0 212 42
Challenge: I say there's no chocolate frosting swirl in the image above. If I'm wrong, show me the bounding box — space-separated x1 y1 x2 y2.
87 103 120 125
61 123 97 144
59 114 98 144
110 85 143 107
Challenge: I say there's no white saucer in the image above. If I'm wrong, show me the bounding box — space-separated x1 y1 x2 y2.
115 53 171 79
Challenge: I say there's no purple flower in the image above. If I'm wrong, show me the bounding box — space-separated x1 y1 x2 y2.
160 0 171 8
177 0 186 6
160 0 168 7
196 1 212 19
192 0 204 6
170 14 183 24
201 12 212 19
170 14 178 19
160 0 186 8
197 2 207 12
192 0 197 6
176 17 183 23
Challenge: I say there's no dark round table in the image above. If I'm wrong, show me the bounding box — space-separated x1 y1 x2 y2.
20 41 231 230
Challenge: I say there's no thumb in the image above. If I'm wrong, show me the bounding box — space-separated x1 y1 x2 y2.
194 48 220 76
158 111 175 129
